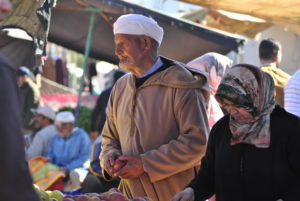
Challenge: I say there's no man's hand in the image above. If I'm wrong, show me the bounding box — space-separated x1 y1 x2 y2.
102 152 120 178
171 187 195 201
113 155 144 179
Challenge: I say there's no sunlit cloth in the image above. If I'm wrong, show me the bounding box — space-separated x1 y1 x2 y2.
284 69 300 117
188 52 232 95
89 136 103 177
261 64 291 106
188 52 232 128
29 156 65 190
215 64 275 148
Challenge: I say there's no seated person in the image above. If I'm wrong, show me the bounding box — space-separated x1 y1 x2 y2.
81 135 120 194
47 111 92 192
26 106 56 160
90 69 126 140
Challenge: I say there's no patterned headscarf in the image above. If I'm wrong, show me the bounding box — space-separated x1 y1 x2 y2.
187 52 232 95
215 64 275 148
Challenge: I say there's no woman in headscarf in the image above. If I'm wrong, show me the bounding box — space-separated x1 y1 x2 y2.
171 64 300 201
187 52 232 128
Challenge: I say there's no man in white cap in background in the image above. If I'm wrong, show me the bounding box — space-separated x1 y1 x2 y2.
26 106 56 160
100 14 209 201
47 111 91 192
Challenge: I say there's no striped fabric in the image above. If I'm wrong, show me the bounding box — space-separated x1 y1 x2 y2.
284 69 300 117
29 156 65 190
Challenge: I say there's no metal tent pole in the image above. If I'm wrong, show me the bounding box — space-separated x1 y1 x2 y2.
75 7 99 125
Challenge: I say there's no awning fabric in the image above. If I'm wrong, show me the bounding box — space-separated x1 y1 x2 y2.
179 0 300 35
48 0 244 64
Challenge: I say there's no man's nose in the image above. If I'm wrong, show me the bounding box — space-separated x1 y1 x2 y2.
114 45 123 56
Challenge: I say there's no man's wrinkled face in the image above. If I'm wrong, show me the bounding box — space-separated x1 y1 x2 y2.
55 122 73 138
114 34 144 73
34 114 48 128
0 0 12 22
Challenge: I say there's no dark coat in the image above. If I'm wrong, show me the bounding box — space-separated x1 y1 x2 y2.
90 86 112 132
20 79 40 130
0 55 39 201
189 106 300 201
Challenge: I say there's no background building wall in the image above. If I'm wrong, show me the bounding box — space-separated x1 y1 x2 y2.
243 25 300 74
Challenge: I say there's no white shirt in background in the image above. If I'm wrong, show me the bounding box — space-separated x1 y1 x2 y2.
284 69 300 117
26 124 56 160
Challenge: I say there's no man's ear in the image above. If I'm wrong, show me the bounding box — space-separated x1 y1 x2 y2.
142 36 152 51
274 52 279 62
274 50 282 63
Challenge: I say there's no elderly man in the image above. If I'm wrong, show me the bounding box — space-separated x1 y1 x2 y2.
26 106 56 160
100 14 209 201
47 111 91 191
48 111 91 172
0 0 39 200
259 38 291 106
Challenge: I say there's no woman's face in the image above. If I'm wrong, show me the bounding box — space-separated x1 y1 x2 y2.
221 98 253 123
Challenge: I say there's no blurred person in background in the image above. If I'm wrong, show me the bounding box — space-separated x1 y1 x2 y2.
0 0 40 200
83 70 126 192
48 111 91 192
259 38 290 107
187 52 232 129
17 66 40 134
90 69 126 140
81 134 120 193
26 106 56 160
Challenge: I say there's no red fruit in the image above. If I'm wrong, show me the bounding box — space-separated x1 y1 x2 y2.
63 198 75 201
108 192 128 201
113 159 126 172
99 188 121 200
99 192 110 200
63 195 74 199
72 195 80 201
107 188 121 194
85 193 98 197
87 196 101 201
132 197 153 201
76 195 90 201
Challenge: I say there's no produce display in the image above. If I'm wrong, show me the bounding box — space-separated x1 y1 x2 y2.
34 184 64 201
34 185 152 201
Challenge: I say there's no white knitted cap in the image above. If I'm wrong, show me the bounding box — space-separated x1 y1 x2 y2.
55 111 75 124
113 14 164 46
